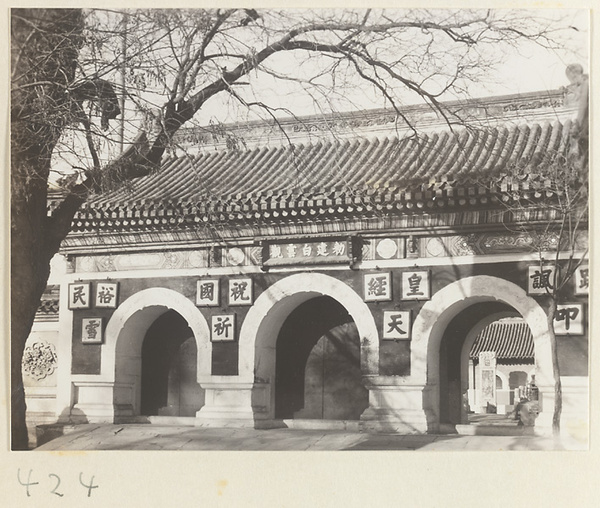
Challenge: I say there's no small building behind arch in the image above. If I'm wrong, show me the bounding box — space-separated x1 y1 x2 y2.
468 317 536 415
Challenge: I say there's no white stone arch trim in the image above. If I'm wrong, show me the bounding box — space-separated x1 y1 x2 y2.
102 287 212 382
411 275 553 389
238 272 380 382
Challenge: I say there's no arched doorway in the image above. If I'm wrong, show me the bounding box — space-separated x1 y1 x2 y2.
232 272 379 424
274 296 369 421
140 310 203 417
98 288 211 421
411 275 555 433
438 302 531 425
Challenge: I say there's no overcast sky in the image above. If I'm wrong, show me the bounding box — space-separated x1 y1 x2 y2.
194 8 589 125
475 9 588 95
48 7 590 179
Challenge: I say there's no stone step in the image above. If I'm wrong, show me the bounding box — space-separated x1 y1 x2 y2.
36 423 87 447
437 422 535 436
457 424 534 436
115 415 198 426
147 416 197 426
280 419 361 431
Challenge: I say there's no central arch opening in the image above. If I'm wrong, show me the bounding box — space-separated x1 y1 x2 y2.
140 310 204 417
274 296 369 420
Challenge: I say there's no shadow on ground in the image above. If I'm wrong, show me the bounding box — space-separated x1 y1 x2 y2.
32 424 581 452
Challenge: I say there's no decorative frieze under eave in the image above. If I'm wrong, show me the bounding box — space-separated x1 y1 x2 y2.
64 228 588 275
60 203 580 256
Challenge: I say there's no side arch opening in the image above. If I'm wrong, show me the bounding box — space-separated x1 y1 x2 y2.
411 275 555 433
100 288 211 420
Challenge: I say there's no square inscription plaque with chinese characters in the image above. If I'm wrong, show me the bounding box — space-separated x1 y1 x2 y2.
400 270 431 300
196 279 220 306
527 265 558 295
363 272 392 302
68 282 91 310
95 282 119 308
554 304 584 335
575 265 589 295
211 314 236 341
228 278 253 306
382 310 412 340
81 317 103 344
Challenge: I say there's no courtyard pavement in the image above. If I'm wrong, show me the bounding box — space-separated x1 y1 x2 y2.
34 423 588 451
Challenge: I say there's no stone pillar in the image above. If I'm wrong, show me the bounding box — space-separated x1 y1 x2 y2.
467 360 476 414
194 376 270 428
513 380 587 442
359 376 431 434
478 351 496 412
70 380 116 423
534 384 554 436
55 275 75 424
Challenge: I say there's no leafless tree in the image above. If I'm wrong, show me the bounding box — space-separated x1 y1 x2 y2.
495 111 588 434
455 66 588 434
10 7 581 449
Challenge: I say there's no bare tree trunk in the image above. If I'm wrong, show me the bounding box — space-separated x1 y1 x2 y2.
543 296 562 435
11 8 85 449
11 201 54 449
11 146 57 451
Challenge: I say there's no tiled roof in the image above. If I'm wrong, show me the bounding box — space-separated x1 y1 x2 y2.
470 320 534 362
96 120 573 204
64 118 575 232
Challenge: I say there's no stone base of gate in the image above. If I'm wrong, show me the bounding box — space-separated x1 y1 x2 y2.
534 380 588 444
360 377 430 434
194 378 270 428
530 385 554 436
67 380 117 423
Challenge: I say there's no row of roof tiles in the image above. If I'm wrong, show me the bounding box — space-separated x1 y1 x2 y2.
58 119 576 231
66 179 556 213
470 320 534 361
68 192 564 233
91 119 574 206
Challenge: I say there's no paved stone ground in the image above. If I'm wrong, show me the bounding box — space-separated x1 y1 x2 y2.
34 424 588 451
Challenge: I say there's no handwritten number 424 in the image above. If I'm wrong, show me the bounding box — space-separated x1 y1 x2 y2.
18 469 98 497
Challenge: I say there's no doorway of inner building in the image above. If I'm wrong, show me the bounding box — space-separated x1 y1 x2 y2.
274 296 369 422
438 302 535 433
140 309 204 417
